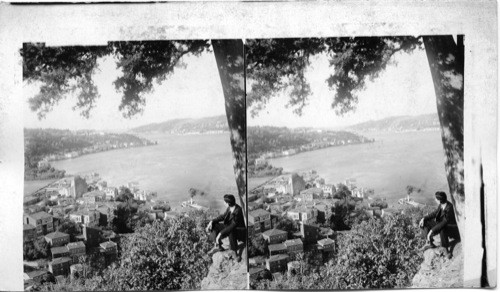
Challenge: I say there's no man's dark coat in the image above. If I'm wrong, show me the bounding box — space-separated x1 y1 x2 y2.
212 204 245 237
424 201 457 234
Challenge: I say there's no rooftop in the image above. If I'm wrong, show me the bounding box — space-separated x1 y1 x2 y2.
100 241 117 249
45 231 69 240
317 238 335 245
284 238 303 246
97 206 111 213
50 257 72 265
268 243 287 252
287 207 311 213
249 267 266 275
249 208 270 217
51 246 68 254
71 209 98 216
300 188 323 194
27 211 52 220
66 241 85 249
25 269 48 278
82 191 105 197
262 228 287 237
267 254 289 262
23 224 36 230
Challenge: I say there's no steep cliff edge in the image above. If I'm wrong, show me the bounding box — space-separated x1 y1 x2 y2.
201 249 247 290
412 242 463 288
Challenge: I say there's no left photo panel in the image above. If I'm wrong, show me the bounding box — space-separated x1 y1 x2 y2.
22 40 247 290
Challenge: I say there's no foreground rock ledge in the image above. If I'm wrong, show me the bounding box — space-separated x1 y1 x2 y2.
201 250 247 290
412 241 463 288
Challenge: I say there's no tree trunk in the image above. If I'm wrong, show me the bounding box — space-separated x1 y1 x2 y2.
422 36 491 286
423 35 464 233
212 39 247 223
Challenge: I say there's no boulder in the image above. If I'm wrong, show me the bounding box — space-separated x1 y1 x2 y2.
201 249 247 290
412 241 463 288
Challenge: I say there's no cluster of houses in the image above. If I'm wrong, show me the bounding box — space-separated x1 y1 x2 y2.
22 173 172 289
23 208 118 289
248 207 336 279
248 171 398 280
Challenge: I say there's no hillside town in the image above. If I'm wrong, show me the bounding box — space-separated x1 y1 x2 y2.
248 126 374 162
30 132 157 164
253 136 373 162
247 169 409 284
22 173 212 291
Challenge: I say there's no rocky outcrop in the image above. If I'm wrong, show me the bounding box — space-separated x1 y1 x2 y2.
412 242 463 288
201 249 247 290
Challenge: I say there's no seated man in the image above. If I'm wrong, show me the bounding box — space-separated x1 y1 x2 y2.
206 194 245 261
419 191 457 258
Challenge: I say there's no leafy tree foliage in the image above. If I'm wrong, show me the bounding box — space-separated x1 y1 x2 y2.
78 252 107 279
333 183 351 200
370 198 389 209
23 237 50 261
248 234 268 258
40 273 56 286
248 160 283 178
330 215 424 288
245 38 327 116
246 37 421 116
41 214 213 291
56 218 82 242
329 203 352 231
255 214 425 289
112 199 139 233
115 187 134 202
401 205 435 226
186 208 221 229
98 218 212 290
22 41 210 119
273 215 297 238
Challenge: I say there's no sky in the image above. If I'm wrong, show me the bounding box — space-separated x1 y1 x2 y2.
23 49 226 131
248 47 437 129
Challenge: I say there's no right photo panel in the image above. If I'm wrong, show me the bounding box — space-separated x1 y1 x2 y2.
246 36 464 289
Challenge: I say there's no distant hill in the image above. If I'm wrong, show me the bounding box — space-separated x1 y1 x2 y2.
248 126 371 158
24 128 154 180
130 115 229 134
345 113 440 133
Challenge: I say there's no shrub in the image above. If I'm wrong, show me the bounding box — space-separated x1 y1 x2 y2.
252 212 425 289
329 215 424 288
